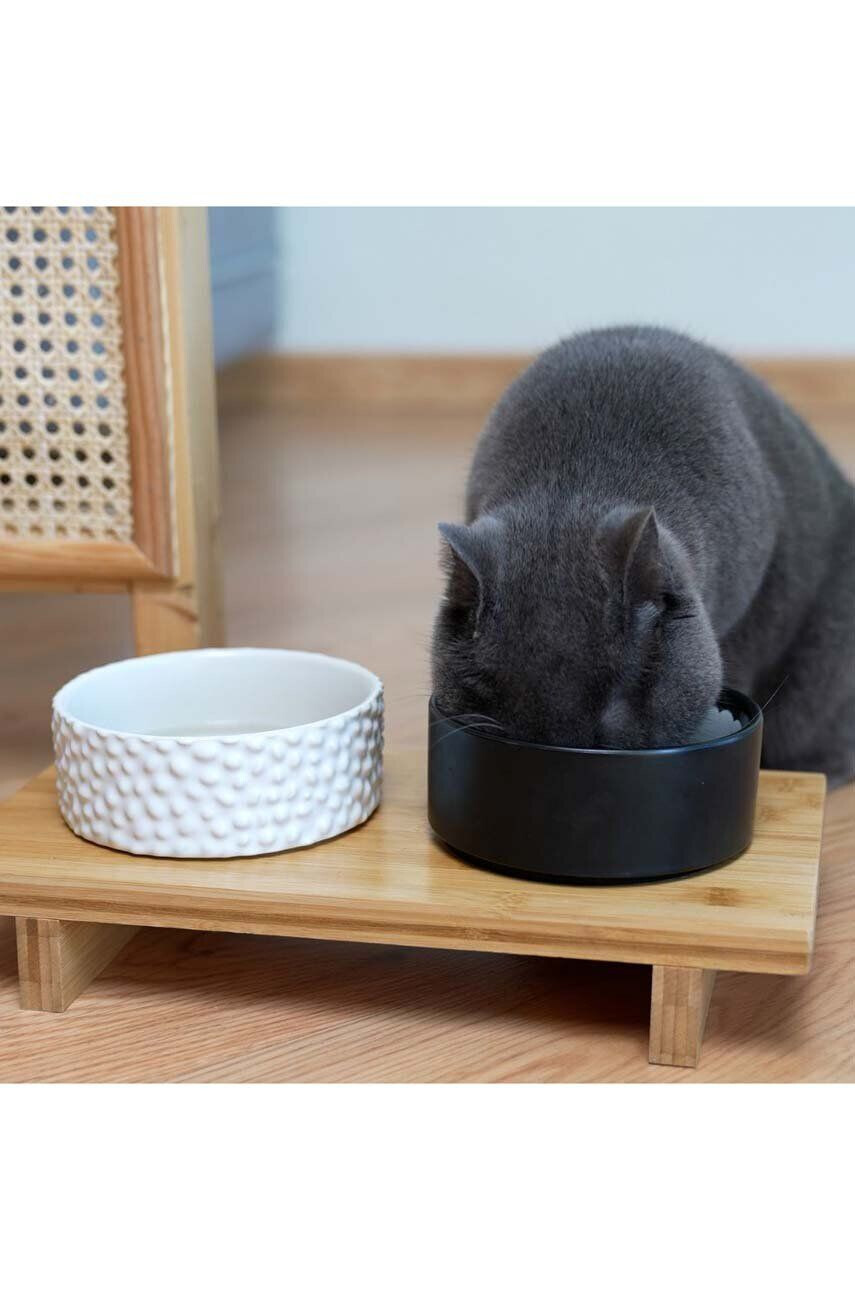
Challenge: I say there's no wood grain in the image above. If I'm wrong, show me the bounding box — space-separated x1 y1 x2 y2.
649 966 717 1067
0 578 131 594
115 207 174 578
0 539 160 583
0 372 852 1082
0 758 825 976
16 917 136 1011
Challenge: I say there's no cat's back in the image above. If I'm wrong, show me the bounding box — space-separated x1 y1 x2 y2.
466 326 765 519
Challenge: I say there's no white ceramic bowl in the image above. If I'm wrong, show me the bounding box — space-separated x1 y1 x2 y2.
52 648 384 858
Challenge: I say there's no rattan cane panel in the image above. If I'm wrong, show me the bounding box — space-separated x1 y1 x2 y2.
0 207 133 541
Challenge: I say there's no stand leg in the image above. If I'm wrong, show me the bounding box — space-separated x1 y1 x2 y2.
16 918 137 1012
649 965 717 1068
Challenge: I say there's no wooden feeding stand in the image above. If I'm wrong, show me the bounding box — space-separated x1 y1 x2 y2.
0 751 825 1068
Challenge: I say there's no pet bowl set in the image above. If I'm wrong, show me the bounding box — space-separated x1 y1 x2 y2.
52 646 761 884
52 648 384 858
428 689 763 882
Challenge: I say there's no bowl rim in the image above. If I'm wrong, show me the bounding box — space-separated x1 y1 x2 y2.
53 647 383 743
429 686 762 757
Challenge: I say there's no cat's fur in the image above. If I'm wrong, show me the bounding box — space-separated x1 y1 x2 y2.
432 326 855 785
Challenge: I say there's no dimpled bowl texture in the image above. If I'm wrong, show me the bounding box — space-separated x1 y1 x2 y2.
52 649 384 858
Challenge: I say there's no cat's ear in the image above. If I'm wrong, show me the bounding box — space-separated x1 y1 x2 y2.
602 506 663 609
438 517 499 612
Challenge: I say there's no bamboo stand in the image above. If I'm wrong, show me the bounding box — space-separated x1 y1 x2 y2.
0 754 825 1069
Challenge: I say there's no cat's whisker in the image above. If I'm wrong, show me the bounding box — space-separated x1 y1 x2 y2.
450 718 499 729
761 673 790 712
453 714 502 728
429 720 506 750
427 712 503 731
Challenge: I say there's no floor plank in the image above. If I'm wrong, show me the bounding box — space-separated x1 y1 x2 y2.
0 388 852 1082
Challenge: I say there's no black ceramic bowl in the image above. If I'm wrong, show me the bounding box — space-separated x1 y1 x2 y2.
428 689 763 883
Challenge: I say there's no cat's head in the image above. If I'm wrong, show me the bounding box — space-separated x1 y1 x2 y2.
432 505 722 749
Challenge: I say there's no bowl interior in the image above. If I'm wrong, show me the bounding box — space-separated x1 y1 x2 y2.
56 649 380 738
682 693 755 745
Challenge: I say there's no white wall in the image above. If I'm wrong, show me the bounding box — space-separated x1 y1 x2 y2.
275 207 855 355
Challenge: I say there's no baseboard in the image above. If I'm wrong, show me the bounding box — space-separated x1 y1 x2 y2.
217 352 855 417
216 353 531 415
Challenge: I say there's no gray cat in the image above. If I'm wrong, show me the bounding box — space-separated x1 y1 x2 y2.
432 326 855 785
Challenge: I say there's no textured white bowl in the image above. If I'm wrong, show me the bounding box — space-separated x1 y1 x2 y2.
52 648 383 858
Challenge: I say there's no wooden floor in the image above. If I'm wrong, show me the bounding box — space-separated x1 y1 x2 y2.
0 385 853 1082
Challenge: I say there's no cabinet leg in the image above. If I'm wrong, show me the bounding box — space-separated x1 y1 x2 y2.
16 918 137 1012
130 209 224 659
649 965 717 1068
132 581 214 655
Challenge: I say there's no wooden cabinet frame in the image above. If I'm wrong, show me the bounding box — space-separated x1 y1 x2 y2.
0 207 223 654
